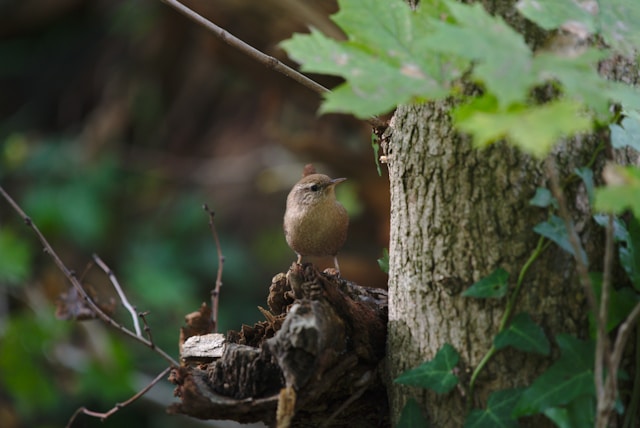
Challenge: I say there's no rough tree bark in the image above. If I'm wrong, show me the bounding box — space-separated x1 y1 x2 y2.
386 2 640 427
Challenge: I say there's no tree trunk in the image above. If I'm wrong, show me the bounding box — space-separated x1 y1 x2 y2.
385 0 640 421
386 99 594 425
387 47 640 428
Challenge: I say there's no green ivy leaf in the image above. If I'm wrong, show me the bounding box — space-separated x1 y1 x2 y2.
593 213 640 294
465 388 524 428
574 167 595 205
463 268 509 299
619 216 640 291
395 343 460 393
533 215 588 265
588 273 640 335
425 0 533 107
610 116 640 152
397 398 429 428
494 313 550 355
453 98 592 158
513 334 595 416
517 0 640 56
542 395 595 428
593 214 629 243
594 166 640 219
529 187 556 208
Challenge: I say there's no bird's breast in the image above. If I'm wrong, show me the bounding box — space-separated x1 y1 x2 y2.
284 201 348 257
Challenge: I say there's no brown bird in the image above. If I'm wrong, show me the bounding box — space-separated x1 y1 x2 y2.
284 168 349 274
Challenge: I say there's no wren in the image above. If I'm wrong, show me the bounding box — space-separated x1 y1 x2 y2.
284 171 348 274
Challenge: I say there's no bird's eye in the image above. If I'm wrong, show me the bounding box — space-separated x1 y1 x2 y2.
310 184 319 192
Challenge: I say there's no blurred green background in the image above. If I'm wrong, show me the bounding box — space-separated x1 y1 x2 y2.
0 0 390 427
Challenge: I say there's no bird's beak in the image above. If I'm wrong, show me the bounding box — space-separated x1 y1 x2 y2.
330 178 347 186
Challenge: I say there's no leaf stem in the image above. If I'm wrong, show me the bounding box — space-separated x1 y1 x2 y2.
499 236 548 331
467 236 548 407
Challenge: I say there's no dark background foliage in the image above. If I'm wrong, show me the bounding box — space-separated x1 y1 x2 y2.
0 1 390 426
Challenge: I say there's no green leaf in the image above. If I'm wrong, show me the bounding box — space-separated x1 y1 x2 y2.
529 187 556 208
530 49 640 120
378 248 389 274
621 216 640 290
425 0 533 107
543 394 595 428
600 215 640 291
453 99 592 158
531 49 613 118
514 334 595 416
397 398 429 428
574 167 595 205
610 116 640 152
588 272 640 335
594 166 640 219
542 407 571 428
593 214 629 243
463 268 509 299
280 0 462 118
395 343 460 393
516 0 596 35
533 215 588 265
608 84 640 113
517 0 640 56
596 1 640 56
465 388 524 428
494 313 550 355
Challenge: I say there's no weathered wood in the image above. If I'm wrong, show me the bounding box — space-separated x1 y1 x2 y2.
168 263 389 427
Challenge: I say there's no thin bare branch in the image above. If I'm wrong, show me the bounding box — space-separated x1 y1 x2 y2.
611 302 640 377
93 254 142 337
545 160 617 427
595 214 616 426
0 185 179 367
139 311 155 344
595 214 614 395
595 301 640 428
66 366 171 427
159 0 328 95
158 0 388 130
203 204 224 333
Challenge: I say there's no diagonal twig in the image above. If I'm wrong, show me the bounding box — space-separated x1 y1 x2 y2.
66 366 172 427
93 254 143 337
160 0 328 95
158 0 387 130
0 185 179 367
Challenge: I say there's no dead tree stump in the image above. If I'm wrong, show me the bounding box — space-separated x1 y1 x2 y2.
168 263 389 427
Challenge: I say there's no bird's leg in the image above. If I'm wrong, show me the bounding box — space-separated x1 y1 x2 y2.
296 254 303 264
333 256 341 275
